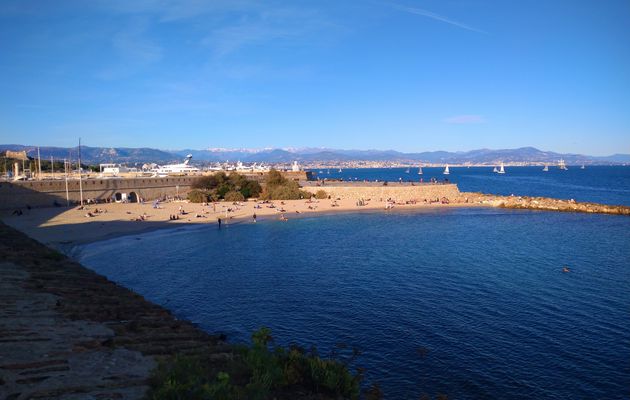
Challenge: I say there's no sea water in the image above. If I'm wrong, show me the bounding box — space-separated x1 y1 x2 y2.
311 166 630 206
78 208 630 399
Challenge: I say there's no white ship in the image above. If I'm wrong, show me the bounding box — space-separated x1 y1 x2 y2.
153 155 200 176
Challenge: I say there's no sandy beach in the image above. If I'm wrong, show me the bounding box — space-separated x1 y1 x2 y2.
1 196 483 248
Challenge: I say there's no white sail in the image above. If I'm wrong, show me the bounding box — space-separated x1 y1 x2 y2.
418 166 423 175
443 164 450 175
558 159 568 170
493 167 499 173
543 165 549 172
497 163 505 174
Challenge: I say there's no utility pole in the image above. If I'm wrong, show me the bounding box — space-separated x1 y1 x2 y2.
64 158 69 207
37 147 42 180
78 138 83 205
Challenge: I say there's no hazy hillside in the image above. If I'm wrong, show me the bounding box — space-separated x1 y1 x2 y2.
1 144 627 165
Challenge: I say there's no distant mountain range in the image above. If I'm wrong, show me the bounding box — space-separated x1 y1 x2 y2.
2 144 629 165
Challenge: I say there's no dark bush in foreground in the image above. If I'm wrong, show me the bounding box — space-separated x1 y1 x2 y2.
146 327 362 400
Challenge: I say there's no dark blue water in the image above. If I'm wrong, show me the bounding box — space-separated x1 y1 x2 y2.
309 166 630 206
78 208 630 399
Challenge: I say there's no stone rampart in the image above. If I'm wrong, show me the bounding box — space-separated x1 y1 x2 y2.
301 182 460 201
0 177 195 210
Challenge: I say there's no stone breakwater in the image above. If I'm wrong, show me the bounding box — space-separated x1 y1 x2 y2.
464 193 630 216
0 222 230 400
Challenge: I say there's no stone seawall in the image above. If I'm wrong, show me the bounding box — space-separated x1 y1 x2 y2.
0 177 195 210
301 182 461 202
0 222 228 399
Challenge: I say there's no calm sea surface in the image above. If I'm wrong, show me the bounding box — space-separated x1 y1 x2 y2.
308 166 630 206
78 206 630 398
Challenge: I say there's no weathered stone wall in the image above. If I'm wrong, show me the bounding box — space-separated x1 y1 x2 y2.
0 177 195 209
301 182 460 201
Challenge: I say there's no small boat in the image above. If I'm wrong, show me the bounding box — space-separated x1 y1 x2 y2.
493 166 499 173
580 165 585 170
543 165 549 172
338 168 342 172
327 169 330 174
558 159 568 170
418 166 423 175
497 163 505 174
443 164 450 175
405 168 410 173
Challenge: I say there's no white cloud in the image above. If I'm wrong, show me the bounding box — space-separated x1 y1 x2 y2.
389 3 485 33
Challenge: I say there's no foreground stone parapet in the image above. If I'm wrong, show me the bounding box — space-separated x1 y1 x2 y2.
0 222 229 400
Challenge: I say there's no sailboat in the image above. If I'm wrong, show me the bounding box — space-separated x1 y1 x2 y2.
497 163 506 174
338 168 342 172
543 164 549 172
405 167 410 173
558 159 568 170
443 164 450 175
418 166 423 175
493 166 499 173
580 164 585 170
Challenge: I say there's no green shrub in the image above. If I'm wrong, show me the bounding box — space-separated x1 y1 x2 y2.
147 327 362 400
315 190 328 200
224 191 245 202
191 172 260 201
188 190 209 203
261 170 309 200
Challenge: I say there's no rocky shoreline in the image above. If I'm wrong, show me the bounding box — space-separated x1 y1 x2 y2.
0 221 230 400
462 193 630 216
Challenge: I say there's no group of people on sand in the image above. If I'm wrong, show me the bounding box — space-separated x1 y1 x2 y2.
84 207 108 218
129 212 148 222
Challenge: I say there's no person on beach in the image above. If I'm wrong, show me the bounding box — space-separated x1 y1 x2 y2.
217 217 222 228
253 213 257 223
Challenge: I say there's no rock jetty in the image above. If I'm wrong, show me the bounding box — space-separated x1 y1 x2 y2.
462 193 630 216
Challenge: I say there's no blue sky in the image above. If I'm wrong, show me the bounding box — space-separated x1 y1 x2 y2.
1 0 629 155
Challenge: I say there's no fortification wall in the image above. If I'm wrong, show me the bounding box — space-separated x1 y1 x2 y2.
0 177 195 210
301 183 460 201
